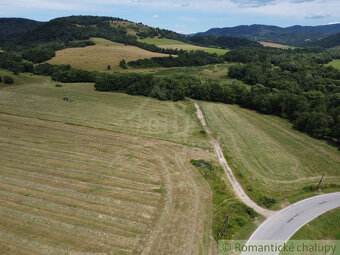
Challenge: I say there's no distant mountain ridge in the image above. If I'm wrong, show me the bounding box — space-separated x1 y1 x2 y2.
195 24 340 46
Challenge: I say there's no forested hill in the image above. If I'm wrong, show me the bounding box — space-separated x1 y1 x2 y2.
306 32 340 48
196 24 340 46
0 18 43 43
1 15 260 50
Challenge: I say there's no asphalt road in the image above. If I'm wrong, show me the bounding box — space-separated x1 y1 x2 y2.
243 192 340 255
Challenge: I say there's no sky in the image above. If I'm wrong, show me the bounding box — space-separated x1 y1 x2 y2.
0 0 339 34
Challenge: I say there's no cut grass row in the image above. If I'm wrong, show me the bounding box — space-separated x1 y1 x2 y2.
199 101 340 209
0 71 217 254
0 71 208 149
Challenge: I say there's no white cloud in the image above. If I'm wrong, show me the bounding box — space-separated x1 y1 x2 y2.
0 0 81 10
0 0 339 22
328 21 340 25
152 14 159 18
305 13 330 19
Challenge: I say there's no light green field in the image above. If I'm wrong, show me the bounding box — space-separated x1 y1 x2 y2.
0 71 218 254
199 101 340 209
326 59 340 70
47 38 170 71
153 63 233 81
139 38 229 55
0 71 208 148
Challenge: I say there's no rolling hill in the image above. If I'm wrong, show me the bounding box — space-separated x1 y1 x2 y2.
0 18 42 43
306 32 340 48
196 24 340 46
0 16 260 52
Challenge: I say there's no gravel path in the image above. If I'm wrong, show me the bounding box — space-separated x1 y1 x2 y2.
194 103 274 218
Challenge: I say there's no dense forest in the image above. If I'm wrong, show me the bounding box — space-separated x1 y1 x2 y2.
226 48 340 142
306 32 340 48
128 50 224 68
0 18 42 44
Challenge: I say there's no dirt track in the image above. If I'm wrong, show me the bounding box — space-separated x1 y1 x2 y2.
194 103 274 218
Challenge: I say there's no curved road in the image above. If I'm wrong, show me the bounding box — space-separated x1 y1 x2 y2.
244 192 340 254
194 102 340 254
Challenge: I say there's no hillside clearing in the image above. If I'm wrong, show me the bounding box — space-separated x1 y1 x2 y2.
47 38 170 71
139 38 229 55
326 59 340 70
199 102 340 209
0 71 217 254
258 41 292 48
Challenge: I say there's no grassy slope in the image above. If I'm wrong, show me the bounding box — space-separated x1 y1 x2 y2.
152 63 233 81
139 38 229 55
47 38 170 71
0 71 218 254
326 59 340 70
0 71 208 148
199 101 340 209
192 160 264 241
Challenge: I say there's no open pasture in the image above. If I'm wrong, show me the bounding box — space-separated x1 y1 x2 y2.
0 72 208 148
47 38 170 71
139 38 229 55
0 72 217 254
199 102 340 208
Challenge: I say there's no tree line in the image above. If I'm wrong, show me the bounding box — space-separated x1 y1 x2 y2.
128 50 224 68
226 47 340 143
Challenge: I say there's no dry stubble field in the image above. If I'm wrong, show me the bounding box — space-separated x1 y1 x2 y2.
47 38 170 72
0 72 218 255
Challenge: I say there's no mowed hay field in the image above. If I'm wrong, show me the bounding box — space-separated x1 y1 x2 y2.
0 72 217 254
47 38 170 71
199 102 340 208
139 38 229 55
0 73 208 148
258 41 292 49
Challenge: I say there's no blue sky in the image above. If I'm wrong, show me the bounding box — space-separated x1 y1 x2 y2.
0 0 339 34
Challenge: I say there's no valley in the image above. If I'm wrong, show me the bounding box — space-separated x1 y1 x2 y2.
0 14 339 255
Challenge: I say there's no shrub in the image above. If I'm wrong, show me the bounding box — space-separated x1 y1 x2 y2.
55 83 62 87
119 59 127 69
4 76 14 84
0 76 2 82
258 195 276 208
234 216 247 226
